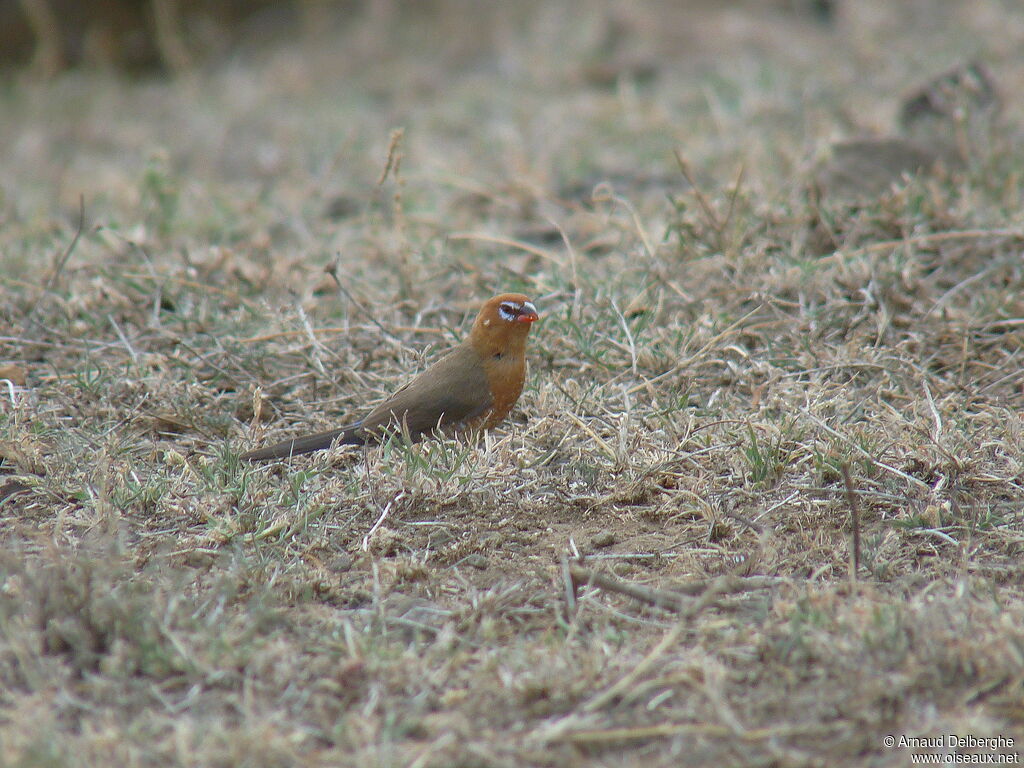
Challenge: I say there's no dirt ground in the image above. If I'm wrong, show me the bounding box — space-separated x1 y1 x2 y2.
1 1 1023 765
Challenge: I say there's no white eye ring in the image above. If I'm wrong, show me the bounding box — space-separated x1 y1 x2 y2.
498 302 520 321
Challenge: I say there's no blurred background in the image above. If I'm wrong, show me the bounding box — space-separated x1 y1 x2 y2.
2 0 1020 296
4 0 839 75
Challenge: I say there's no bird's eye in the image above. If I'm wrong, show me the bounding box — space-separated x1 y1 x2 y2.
498 302 520 321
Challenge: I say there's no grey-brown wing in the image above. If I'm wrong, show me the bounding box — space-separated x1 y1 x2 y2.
360 344 492 439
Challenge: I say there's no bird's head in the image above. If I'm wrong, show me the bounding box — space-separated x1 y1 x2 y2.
470 293 539 355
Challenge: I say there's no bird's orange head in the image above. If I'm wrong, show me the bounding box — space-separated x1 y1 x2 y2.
469 293 539 357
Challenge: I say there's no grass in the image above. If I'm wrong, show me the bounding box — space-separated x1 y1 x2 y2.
2 0 1024 765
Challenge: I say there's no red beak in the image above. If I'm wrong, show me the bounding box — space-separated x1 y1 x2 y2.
517 301 539 323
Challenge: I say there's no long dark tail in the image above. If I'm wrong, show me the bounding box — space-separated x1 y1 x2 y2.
240 424 365 461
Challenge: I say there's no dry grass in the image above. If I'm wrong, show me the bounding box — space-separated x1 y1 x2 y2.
2 1 1024 765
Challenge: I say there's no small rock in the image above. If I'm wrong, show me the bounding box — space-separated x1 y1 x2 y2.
182 550 217 569
815 137 951 202
323 194 361 220
328 553 353 573
463 553 489 570
592 530 617 548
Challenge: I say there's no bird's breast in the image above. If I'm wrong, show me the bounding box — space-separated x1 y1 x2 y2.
481 354 527 428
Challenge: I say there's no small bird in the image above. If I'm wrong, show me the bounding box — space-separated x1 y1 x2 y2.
241 293 539 461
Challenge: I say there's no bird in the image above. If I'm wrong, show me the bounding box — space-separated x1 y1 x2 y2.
240 293 539 461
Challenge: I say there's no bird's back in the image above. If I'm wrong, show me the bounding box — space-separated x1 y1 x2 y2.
361 341 494 439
